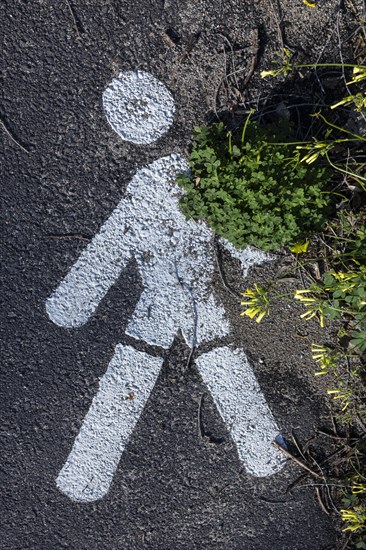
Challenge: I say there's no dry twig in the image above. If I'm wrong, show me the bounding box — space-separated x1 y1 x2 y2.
213 237 242 299
273 440 323 478
242 28 259 88
179 33 200 64
65 0 83 38
1 118 29 154
315 486 330 515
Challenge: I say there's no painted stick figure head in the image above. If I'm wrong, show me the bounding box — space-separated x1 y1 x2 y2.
102 71 175 144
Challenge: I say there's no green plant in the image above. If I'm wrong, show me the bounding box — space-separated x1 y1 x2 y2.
292 111 366 193
324 269 366 351
177 119 331 252
342 473 366 546
294 267 366 344
238 48 366 545
262 59 366 193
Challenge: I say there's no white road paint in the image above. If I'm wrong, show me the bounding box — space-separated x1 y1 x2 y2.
56 345 163 502
48 70 285 502
196 347 284 476
102 71 175 144
46 153 267 350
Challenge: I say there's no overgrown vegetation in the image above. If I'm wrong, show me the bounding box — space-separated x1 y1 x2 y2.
243 54 366 548
177 119 330 251
177 19 366 547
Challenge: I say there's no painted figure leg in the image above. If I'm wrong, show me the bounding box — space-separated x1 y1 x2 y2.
56 344 163 502
195 346 285 477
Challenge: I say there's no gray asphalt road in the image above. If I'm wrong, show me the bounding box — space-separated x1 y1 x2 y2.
1 1 340 548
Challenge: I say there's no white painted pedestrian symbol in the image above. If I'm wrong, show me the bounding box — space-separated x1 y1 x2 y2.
47 70 284 502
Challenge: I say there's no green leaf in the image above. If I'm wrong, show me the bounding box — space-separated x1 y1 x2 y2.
177 120 331 252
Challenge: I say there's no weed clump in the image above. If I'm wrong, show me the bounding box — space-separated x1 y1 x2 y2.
177 119 331 252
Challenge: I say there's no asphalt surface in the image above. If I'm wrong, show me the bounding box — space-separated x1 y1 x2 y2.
1 1 345 548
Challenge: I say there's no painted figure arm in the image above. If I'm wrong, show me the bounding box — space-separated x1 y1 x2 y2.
219 238 270 280
46 200 137 328
46 152 187 329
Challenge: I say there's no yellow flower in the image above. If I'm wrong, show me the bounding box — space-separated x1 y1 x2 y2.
294 289 326 327
294 289 317 302
241 307 266 323
346 66 366 85
341 507 366 532
241 287 255 298
290 241 309 254
327 389 351 411
311 343 328 367
311 343 328 359
331 92 366 112
300 309 325 327
260 70 276 78
352 482 366 495
311 343 339 374
240 307 264 323
240 284 269 323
